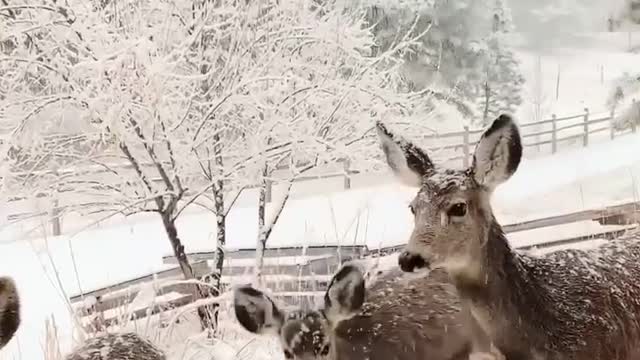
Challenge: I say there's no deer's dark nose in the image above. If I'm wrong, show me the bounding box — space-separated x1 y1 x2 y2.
398 251 428 272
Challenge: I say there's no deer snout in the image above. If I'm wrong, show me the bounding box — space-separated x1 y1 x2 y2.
398 251 429 272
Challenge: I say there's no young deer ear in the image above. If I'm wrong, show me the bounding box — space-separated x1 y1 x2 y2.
471 114 522 191
234 285 285 336
0 277 20 350
376 121 434 187
323 262 365 327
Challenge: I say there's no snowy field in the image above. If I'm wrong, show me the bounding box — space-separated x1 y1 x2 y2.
513 32 640 122
1 129 640 359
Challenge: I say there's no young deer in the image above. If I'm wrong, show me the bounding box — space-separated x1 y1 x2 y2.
0 277 20 351
378 114 640 360
234 262 475 360
64 333 166 360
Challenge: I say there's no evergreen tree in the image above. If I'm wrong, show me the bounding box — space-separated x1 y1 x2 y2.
360 0 493 119
476 0 525 125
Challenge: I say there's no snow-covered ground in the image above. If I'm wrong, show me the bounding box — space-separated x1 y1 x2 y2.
513 32 640 122
1 130 640 359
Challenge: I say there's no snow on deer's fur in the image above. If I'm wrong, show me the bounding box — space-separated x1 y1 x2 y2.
234 261 477 360
64 332 166 360
0 277 20 351
378 114 640 360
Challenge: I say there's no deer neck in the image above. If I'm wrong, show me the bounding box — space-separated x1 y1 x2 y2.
449 218 547 332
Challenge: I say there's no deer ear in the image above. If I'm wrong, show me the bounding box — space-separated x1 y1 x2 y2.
376 121 434 187
0 277 20 350
323 262 365 327
234 285 285 336
471 114 522 191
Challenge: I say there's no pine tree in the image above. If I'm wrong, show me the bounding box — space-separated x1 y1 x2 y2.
360 0 493 119
476 0 525 125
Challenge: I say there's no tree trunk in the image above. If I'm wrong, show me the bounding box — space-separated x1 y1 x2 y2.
254 165 294 286
254 165 269 286
210 131 226 312
211 182 225 296
160 212 216 330
482 80 490 125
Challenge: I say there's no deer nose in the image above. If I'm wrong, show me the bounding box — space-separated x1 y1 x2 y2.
398 251 428 272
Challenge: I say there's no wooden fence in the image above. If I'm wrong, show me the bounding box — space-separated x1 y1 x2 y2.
259 106 639 200
6 106 640 237
70 199 640 332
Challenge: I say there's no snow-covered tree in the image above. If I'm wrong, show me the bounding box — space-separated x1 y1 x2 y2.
476 0 525 125
0 0 441 330
357 0 494 120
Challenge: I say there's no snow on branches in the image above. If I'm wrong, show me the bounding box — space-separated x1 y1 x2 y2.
0 0 437 222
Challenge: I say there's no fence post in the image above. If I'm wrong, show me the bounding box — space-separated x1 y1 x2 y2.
583 107 589 147
343 159 352 190
462 126 470 168
551 114 557 154
51 198 62 236
610 108 616 140
633 99 638 133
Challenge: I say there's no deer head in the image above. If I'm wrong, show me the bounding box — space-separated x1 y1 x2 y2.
377 115 522 280
0 277 20 351
234 263 365 360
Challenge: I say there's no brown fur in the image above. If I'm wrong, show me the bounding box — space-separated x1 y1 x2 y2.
64 332 166 360
331 268 471 360
379 115 640 360
234 263 473 360
0 277 20 351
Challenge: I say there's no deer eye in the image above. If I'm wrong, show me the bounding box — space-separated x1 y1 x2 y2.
283 349 293 359
447 203 467 218
408 204 416 215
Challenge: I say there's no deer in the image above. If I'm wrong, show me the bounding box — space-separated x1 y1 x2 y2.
232 260 497 360
64 332 166 360
377 113 640 360
0 277 20 351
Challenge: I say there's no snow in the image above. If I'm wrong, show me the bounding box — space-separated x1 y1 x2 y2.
494 131 640 205
126 283 163 315
513 32 640 122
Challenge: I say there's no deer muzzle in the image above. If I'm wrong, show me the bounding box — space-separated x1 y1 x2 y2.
398 251 429 272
